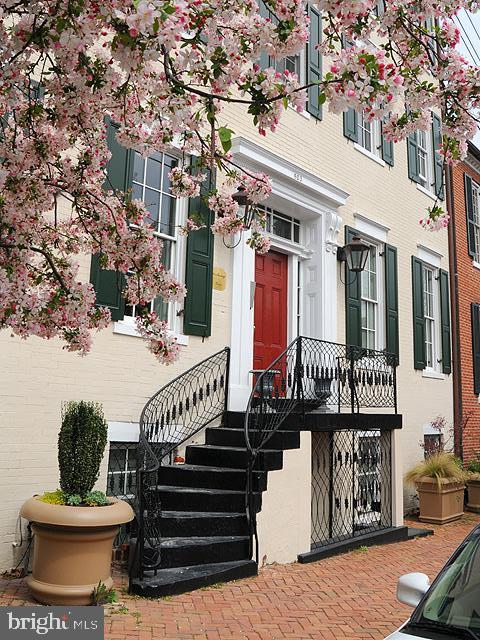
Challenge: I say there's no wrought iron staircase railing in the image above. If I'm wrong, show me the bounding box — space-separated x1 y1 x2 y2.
243 336 398 562
130 347 230 581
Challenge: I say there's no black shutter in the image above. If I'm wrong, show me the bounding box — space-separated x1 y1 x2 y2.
306 5 322 120
412 257 426 370
345 226 362 347
183 161 215 337
439 269 451 374
104 119 134 193
407 133 420 183
385 244 399 363
90 119 133 320
381 118 394 166
465 173 477 259
432 113 444 200
472 304 480 394
343 109 359 143
89 254 126 321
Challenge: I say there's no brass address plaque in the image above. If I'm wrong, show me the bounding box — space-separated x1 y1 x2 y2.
212 267 227 291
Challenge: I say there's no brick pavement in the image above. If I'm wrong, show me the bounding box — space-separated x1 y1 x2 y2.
1 515 480 640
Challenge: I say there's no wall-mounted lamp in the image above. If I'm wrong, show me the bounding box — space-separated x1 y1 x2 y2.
231 185 256 229
337 235 370 274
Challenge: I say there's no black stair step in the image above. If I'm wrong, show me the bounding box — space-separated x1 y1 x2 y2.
148 536 250 569
159 511 248 537
130 559 257 598
157 464 267 492
206 427 300 450
224 411 302 430
150 485 261 513
185 445 283 471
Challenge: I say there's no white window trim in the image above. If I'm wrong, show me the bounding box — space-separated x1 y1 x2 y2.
359 238 385 352
354 213 390 244
353 142 386 167
417 182 438 201
114 174 190 345
108 421 139 442
417 244 442 269
415 124 436 196
421 264 443 376
473 260 480 271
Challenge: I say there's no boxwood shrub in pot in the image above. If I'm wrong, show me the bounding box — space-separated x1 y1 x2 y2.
21 401 134 605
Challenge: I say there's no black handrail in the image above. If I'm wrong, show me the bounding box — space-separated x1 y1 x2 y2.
130 347 230 582
243 336 397 563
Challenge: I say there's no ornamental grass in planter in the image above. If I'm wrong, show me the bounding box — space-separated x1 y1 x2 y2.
405 452 467 524
21 401 133 606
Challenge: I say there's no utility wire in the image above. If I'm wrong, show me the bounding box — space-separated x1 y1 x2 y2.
464 11 480 52
455 14 480 65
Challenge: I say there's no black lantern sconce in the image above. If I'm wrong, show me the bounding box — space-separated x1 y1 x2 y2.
337 235 370 282
231 185 256 229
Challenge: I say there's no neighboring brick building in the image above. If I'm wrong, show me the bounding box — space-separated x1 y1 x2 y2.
449 142 480 462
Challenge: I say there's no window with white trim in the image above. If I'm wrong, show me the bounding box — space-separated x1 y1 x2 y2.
124 150 179 323
471 179 480 261
414 128 436 193
360 245 383 350
107 443 137 498
358 112 383 157
259 205 301 244
423 265 437 370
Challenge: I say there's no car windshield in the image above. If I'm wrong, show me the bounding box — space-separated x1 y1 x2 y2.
412 531 480 634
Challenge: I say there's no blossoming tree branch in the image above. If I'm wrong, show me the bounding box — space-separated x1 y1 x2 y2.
0 0 479 362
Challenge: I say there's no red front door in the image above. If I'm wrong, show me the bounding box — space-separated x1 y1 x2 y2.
253 251 288 371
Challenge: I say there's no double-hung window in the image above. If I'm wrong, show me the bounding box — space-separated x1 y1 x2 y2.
415 130 430 189
408 113 444 198
361 245 379 349
124 151 179 324
423 266 437 369
412 257 451 374
465 174 480 263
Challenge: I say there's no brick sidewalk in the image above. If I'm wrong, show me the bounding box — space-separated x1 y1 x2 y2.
2 516 480 640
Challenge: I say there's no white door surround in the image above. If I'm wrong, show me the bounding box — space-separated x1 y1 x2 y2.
228 138 349 411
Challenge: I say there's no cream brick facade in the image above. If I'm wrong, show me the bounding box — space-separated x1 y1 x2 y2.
0 101 452 570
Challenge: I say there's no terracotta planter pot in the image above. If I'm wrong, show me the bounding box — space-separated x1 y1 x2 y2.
416 478 465 524
20 496 134 605
467 478 480 513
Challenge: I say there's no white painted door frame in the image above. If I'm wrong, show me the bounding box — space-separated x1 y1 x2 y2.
227 138 348 412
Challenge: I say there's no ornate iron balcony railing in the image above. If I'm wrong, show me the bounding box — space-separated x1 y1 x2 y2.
243 336 398 562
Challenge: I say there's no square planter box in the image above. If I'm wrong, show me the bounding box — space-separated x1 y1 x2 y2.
467 478 480 513
416 478 465 524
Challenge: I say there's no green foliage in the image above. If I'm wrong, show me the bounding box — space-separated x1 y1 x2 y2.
39 490 67 505
58 401 108 498
467 459 480 474
405 452 468 488
65 494 82 506
91 581 117 605
84 490 109 506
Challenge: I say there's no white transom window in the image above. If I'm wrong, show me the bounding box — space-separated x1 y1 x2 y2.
259 205 301 244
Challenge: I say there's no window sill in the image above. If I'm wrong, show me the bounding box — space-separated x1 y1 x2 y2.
473 260 480 271
113 321 189 346
416 183 437 201
422 369 445 380
289 104 311 120
353 143 385 167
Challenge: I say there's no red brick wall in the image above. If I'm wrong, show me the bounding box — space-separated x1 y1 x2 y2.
453 158 480 462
